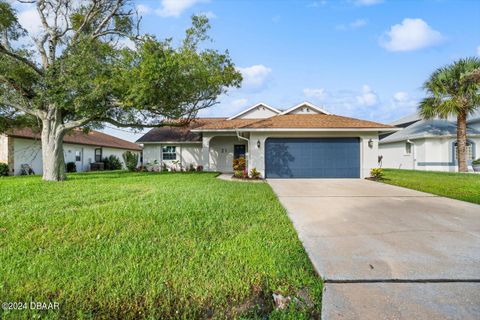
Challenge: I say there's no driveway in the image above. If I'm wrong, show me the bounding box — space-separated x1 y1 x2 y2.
268 179 480 319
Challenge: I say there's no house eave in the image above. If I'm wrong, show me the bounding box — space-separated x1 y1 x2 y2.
191 127 401 133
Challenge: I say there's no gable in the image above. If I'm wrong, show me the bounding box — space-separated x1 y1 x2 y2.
227 103 280 120
281 102 330 115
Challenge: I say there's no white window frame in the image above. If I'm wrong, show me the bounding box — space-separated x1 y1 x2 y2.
162 146 176 160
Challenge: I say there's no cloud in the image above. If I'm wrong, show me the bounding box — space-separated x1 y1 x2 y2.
17 7 42 35
354 0 383 6
303 88 327 100
237 65 272 91
155 0 209 17
392 91 417 110
337 18 368 31
231 98 249 109
197 11 217 19
137 4 152 15
356 85 378 106
477 46 480 56
380 18 444 52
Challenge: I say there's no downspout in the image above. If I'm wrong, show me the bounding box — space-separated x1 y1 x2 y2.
407 139 415 170
236 129 250 172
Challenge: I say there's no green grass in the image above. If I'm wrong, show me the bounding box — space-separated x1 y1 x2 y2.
382 169 480 204
0 171 322 319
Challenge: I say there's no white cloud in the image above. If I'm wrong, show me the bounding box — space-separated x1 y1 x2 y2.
477 46 480 56
237 65 272 91
393 91 409 103
137 4 152 15
155 0 209 17
303 88 327 100
198 11 217 19
17 7 42 35
380 18 444 52
356 85 378 106
231 98 248 109
392 91 417 111
354 0 383 6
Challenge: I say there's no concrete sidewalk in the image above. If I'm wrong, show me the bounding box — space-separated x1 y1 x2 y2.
268 179 480 320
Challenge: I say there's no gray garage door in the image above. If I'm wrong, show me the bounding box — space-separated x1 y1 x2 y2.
265 138 360 178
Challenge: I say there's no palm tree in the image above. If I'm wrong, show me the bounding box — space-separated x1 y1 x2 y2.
419 57 480 172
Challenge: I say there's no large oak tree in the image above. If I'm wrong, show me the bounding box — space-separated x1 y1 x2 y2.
0 0 242 181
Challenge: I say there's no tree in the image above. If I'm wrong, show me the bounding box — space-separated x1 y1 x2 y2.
419 57 480 172
0 1 242 181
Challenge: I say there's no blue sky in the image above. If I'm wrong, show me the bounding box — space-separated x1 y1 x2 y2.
13 0 480 141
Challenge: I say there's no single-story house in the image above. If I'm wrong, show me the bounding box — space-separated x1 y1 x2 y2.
137 102 397 178
0 128 142 175
379 111 480 171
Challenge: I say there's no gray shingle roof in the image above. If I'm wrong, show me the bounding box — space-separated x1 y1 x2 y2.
380 119 480 144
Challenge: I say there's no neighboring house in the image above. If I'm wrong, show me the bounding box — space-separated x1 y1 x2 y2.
379 111 480 172
0 128 141 175
137 102 396 178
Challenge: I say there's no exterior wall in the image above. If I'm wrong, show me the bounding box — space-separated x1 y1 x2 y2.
247 131 379 179
11 137 140 175
209 136 246 172
0 134 8 163
236 106 278 119
379 140 415 170
379 137 480 172
142 143 202 170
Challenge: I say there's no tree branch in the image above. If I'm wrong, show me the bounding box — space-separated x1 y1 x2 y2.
92 0 124 37
0 45 43 75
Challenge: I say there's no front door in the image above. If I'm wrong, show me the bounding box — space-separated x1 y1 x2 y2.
234 145 246 159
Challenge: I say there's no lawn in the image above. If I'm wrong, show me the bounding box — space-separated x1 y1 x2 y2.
0 171 322 319
382 169 480 204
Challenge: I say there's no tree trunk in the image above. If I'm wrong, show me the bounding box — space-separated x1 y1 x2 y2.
456 111 468 173
41 116 66 181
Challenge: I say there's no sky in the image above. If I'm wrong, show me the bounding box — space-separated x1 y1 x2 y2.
12 0 480 141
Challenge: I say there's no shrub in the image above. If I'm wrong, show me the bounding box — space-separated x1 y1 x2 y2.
250 167 261 179
161 163 169 172
0 163 9 176
473 158 480 165
370 168 384 180
196 165 203 172
233 170 243 178
122 151 139 172
188 164 196 172
66 162 77 173
233 157 246 171
103 155 122 170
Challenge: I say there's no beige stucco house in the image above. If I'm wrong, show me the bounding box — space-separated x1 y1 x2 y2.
0 128 141 175
138 102 397 178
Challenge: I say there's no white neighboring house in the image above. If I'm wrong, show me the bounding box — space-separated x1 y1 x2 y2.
0 128 142 175
379 111 480 172
137 102 398 178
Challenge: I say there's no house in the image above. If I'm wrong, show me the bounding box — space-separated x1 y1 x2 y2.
137 102 397 178
379 111 480 171
0 128 142 175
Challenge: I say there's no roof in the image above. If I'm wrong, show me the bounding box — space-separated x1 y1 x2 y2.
136 118 225 143
391 110 480 126
380 119 480 144
195 114 396 130
8 128 142 151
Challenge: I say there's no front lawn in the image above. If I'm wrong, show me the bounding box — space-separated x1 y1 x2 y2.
0 172 321 319
382 169 480 204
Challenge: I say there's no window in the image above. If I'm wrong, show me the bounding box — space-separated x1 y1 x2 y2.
94 148 102 162
454 142 474 161
162 146 176 160
75 151 81 162
405 142 412 155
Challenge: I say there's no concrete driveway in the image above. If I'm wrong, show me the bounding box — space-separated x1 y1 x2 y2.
268 179 480 320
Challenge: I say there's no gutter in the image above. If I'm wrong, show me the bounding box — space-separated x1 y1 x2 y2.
191 127 402 133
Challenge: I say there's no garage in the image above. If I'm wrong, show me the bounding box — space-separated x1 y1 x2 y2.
265 138 360 178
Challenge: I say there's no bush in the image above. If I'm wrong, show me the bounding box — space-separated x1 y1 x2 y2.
122 151 139 172
233 170 243 178
188 164 196 172
161 163 169 172
233 157 246 171
473 158 480 165
196 165 203 172
66 162 77 173
103 155 123 170
250 167 261 179
0 163 9 176
370 168 384 180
